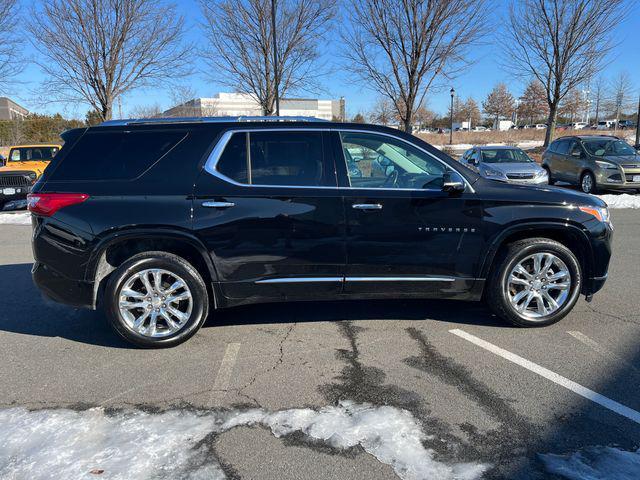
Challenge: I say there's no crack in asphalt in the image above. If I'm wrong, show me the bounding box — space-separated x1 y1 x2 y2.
234 322 297 408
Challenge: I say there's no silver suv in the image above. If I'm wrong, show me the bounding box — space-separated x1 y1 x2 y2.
542 135 640 194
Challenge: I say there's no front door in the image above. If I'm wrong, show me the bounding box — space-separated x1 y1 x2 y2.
193 129 345 301
334 130 484 297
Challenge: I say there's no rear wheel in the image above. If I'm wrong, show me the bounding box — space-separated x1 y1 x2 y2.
580 171 597 194
104 251 209 348
486 238 582 327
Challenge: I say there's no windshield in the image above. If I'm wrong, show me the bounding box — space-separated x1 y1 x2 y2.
9 147 59 162
480 149 533 163
583 139 636 156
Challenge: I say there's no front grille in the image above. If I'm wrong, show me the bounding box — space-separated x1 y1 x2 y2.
0 175 31 188
622 164 640 169
506 173 534 180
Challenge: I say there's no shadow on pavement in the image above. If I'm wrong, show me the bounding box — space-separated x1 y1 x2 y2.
0 262 506 348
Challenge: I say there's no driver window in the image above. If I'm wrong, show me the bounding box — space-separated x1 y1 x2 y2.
339 132 447 189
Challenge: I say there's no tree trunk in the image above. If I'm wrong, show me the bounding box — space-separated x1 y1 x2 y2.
101 103 113 122
404 114 413 134
544 104 558 147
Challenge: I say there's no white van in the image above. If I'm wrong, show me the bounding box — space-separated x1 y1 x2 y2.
597 120 615 130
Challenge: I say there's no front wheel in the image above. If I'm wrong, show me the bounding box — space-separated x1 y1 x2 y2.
486 238 582 327
104 251 209 348
580 171 597 194
542 166 554 185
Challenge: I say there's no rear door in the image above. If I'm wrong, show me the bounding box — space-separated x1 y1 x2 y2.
552 138 571 181
193 128 346 301
334 130 484 297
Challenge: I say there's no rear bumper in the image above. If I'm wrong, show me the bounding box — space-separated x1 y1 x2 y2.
32 262 95 309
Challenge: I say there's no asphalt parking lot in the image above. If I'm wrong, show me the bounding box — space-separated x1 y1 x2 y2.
1 210 639 479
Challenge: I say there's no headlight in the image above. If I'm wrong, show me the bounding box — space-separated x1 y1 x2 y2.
595 160 618 170
28 172 37 180
535 169 548 178
483 168 507 180
579 206 610 223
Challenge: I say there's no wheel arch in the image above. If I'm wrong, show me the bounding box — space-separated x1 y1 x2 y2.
86 228 220 309
479 222 594 292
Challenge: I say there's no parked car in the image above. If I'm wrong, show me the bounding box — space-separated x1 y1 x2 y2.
0 144 61 210
29 117 612 347
471 126 488 132
460 146 548 185
596 120 615 130
571 122 588 130
542 135 640 193
618 120 636 130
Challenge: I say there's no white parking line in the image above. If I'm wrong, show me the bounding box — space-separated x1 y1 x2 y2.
208 342 241 407
568 330 640 374
449 328 640 425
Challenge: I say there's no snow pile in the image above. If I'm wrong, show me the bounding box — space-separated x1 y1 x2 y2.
0 212 31 225
540 445 640 480
0 401 488 480
598 194 640 209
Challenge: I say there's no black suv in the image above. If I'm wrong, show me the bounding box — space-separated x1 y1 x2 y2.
29 118 612 347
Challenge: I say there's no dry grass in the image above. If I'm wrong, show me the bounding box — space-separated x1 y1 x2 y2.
416 128 632 147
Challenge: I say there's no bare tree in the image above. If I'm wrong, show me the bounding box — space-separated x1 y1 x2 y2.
0 0 23 91
344 0 487 133
519 81 549 125
607 72 634 131
505 0 629 146
369 97 395 125
129 103 163 119
28 0 192 121
200 0 334 116
591 76 608 125
459 98 482 128
483 83 515 127
558 88 588 122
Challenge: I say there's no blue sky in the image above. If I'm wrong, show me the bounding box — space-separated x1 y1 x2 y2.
10 0 640 119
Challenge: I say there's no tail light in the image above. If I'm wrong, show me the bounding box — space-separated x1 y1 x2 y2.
27 193 89 217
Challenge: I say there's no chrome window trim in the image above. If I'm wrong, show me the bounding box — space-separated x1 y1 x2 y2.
203 127 474 193
255 275 457 284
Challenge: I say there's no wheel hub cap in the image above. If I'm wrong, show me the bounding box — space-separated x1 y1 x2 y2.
118 268 193 338
506 252 571 319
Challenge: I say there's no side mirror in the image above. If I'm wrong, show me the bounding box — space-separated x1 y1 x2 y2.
470 158 479 166
442 171 465 194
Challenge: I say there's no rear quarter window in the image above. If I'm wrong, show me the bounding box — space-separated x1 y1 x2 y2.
50 130 186 181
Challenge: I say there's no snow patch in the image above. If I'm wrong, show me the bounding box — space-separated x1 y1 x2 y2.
540 445 640 480
597 194 640 209
0 212 31 225
0 401 488 480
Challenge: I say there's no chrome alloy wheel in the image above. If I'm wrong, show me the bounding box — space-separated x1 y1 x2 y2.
118 268 193 338
581 173 593 193
506 253 571 319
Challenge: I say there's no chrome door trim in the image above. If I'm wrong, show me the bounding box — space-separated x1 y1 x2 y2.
345 276 456 282
202 127 475 193
254 275 458 284
255 277 343 284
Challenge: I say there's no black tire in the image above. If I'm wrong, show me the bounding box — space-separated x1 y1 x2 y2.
580 171 597 194
542 166 554 185
104 251 209 348
486 238 582 327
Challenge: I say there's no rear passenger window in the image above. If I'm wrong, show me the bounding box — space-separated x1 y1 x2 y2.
215 130 331 187
555 140 570 155
51 130 186 181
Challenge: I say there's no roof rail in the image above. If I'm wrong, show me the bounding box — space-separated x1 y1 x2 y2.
100 116 330 126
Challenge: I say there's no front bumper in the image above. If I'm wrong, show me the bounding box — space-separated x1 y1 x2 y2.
596 166 640 189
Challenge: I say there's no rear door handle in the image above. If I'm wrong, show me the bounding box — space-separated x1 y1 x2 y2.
202 201 235 209
352 203 383 210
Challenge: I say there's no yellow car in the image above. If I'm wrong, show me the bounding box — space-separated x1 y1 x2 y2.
0 144 61 210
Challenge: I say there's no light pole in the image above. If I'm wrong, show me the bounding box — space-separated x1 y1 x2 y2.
449 87 455 145
271 0 280 116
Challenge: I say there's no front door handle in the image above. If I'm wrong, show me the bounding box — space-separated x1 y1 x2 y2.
202 201 235 209
352 203 383 211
